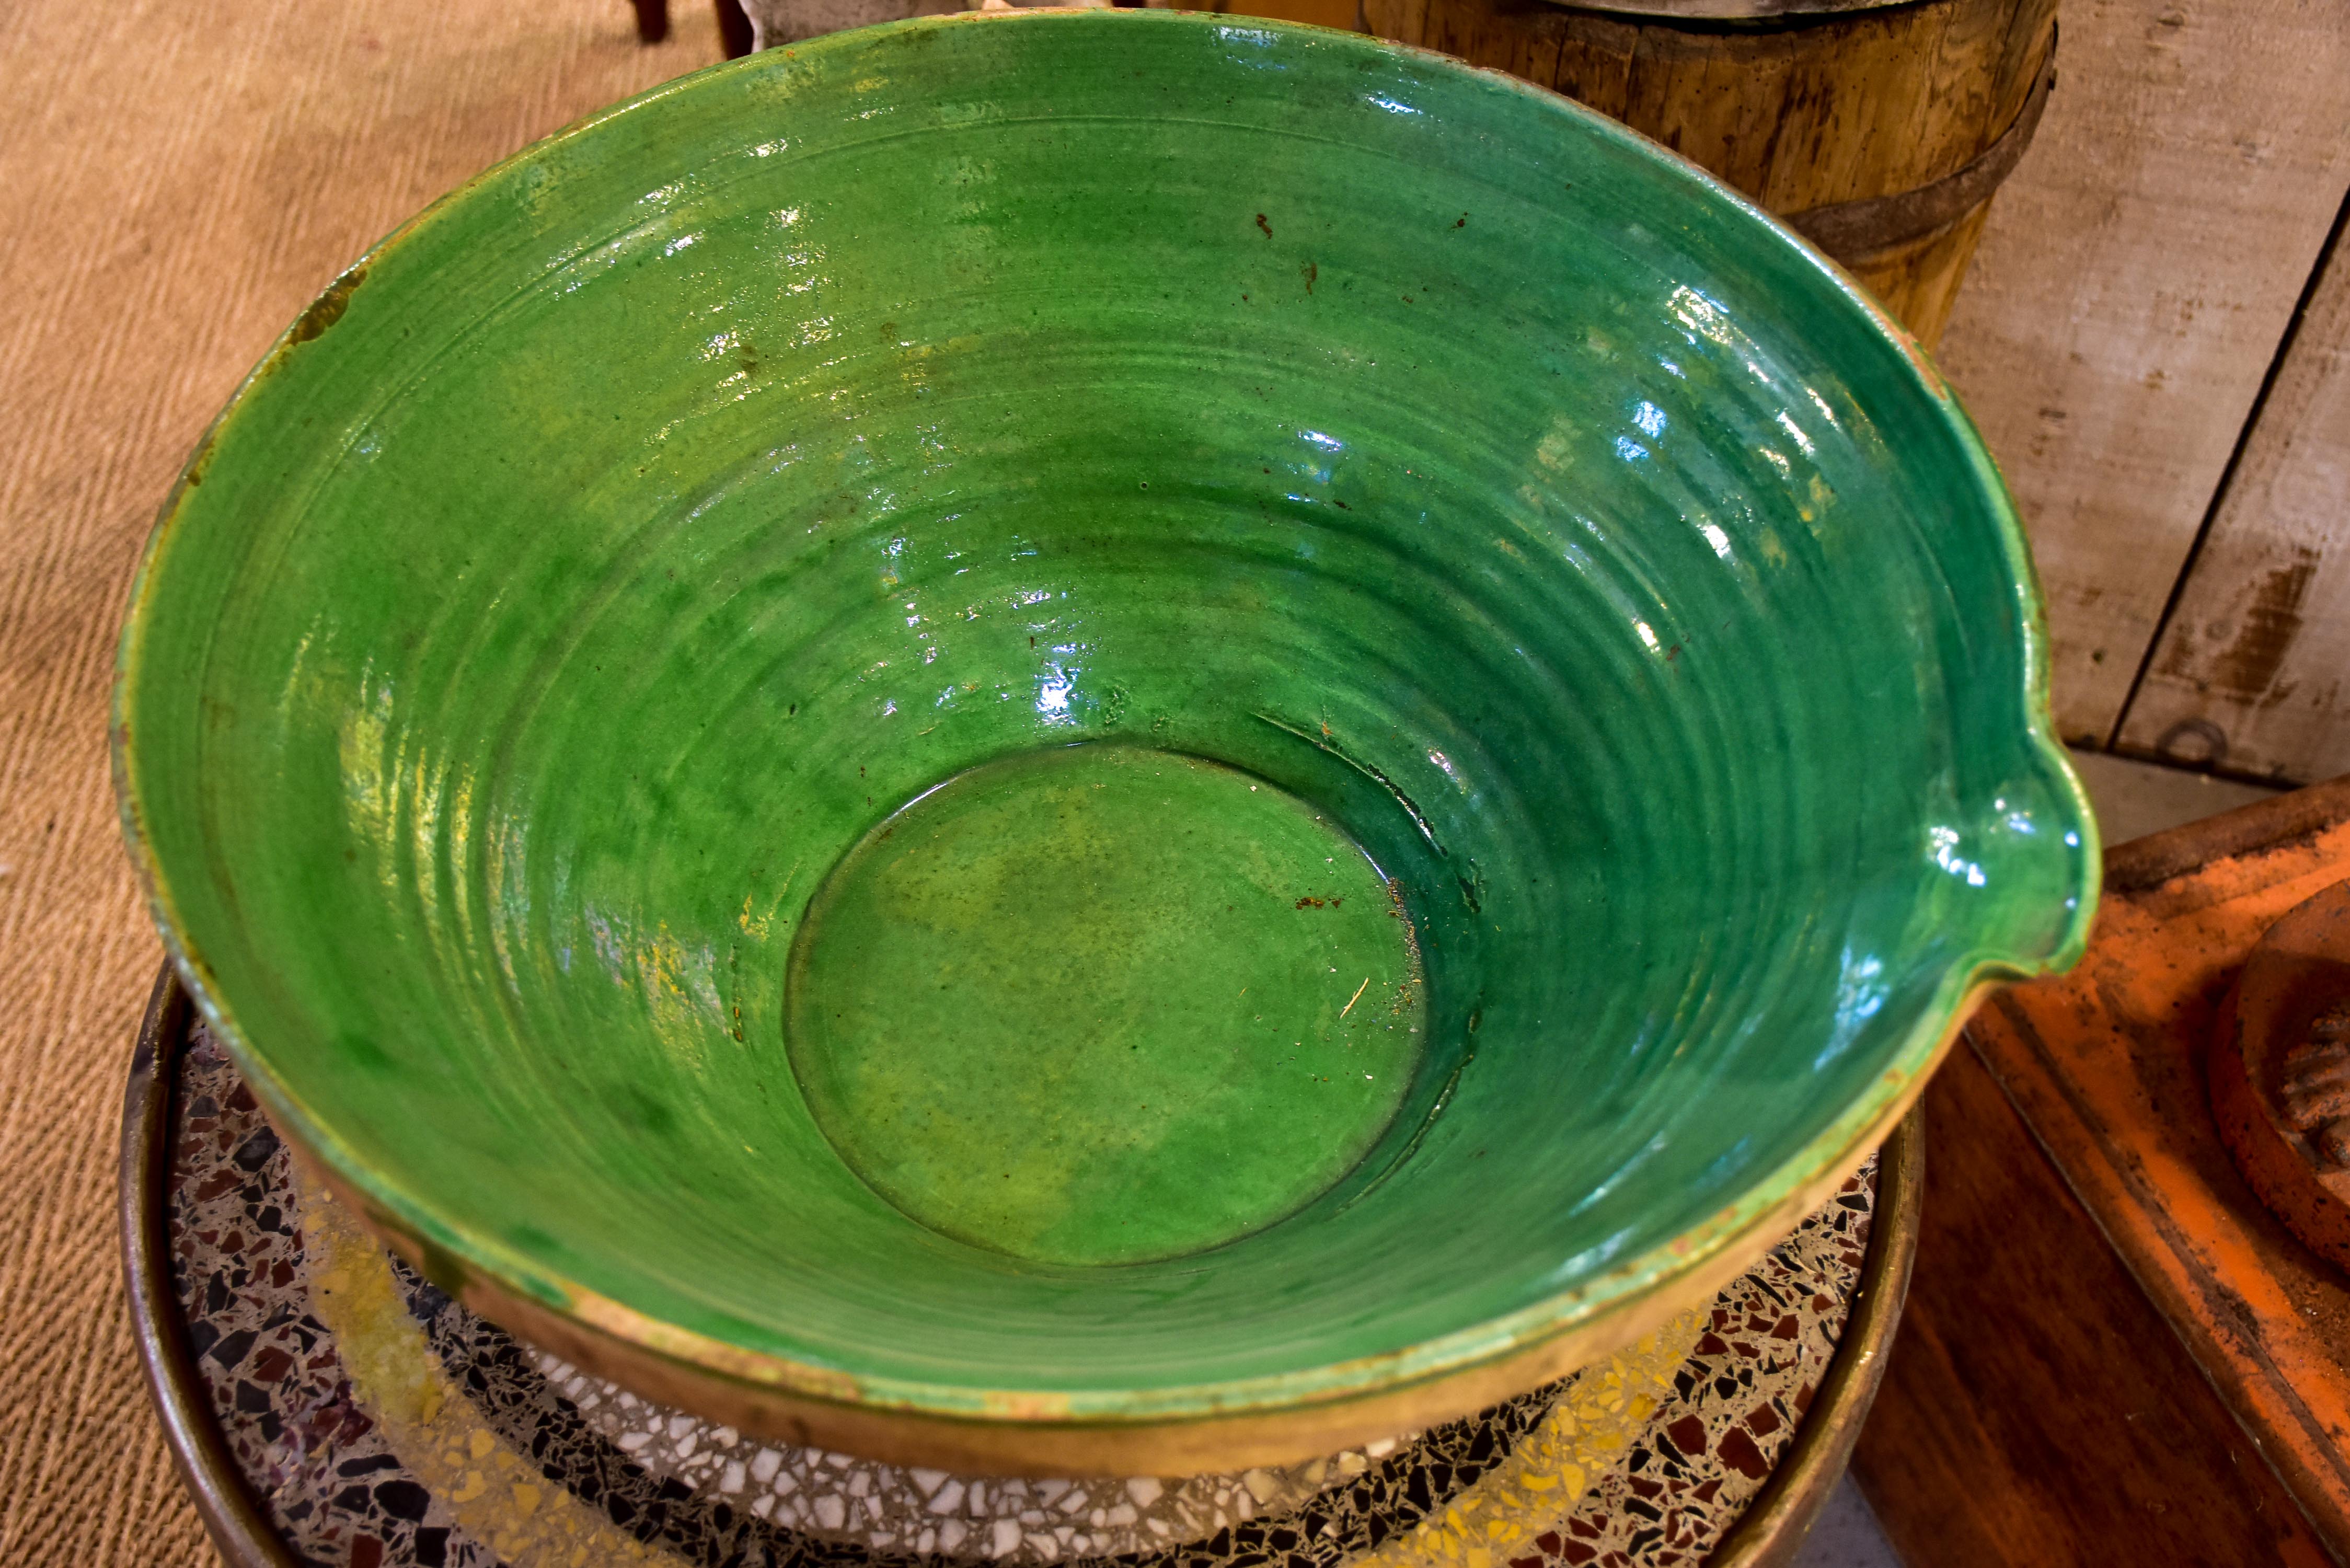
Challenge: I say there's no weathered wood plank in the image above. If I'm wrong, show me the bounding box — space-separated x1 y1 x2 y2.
2115 215 2350 782
1932 0 2350 743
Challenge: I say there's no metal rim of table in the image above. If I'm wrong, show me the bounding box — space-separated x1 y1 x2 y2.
121 963 1922 1568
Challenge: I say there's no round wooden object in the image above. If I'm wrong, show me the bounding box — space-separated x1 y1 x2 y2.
125 968 1919 1568
2211 878 2350 1273
1357 0 2058 345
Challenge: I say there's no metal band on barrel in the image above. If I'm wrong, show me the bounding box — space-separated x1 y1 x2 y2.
1785 33 2057 262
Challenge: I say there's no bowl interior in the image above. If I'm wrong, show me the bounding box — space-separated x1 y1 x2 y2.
118 10 2093 1416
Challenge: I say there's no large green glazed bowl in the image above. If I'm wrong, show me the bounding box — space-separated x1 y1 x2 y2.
116 9 2096 1472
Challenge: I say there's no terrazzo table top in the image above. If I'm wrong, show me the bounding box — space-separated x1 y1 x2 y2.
129 987 1896 1568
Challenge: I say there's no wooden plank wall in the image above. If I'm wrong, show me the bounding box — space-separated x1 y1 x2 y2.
2113 214 2350 780
1931 0 2350 778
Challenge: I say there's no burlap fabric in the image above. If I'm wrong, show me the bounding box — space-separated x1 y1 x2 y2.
0 4 720 1558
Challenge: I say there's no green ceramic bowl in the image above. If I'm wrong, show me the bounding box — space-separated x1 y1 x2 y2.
116 9 2096 1471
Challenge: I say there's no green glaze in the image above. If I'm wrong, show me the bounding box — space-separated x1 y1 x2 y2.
115 9 2098 1422
788 744 1422 1267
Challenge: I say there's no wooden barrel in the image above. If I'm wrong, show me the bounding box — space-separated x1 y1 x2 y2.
1357 0 2058 346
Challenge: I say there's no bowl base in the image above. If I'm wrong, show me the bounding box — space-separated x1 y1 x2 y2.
786 743 1425 1265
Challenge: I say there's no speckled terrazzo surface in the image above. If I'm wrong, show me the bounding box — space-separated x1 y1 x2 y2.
165 1019 1876 1568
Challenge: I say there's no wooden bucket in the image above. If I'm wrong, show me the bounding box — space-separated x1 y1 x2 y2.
1358 0 2058 346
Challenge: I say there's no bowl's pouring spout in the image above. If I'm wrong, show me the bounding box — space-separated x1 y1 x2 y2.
1947 735 2102 986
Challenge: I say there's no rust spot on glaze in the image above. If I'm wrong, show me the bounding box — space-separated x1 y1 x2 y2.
179 426 219 490
291 266 368 345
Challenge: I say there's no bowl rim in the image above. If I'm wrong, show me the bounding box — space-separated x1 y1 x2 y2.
112 3 2101 1439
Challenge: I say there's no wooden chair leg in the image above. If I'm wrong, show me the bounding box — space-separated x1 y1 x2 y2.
716 0 754 57
631 0 669 42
